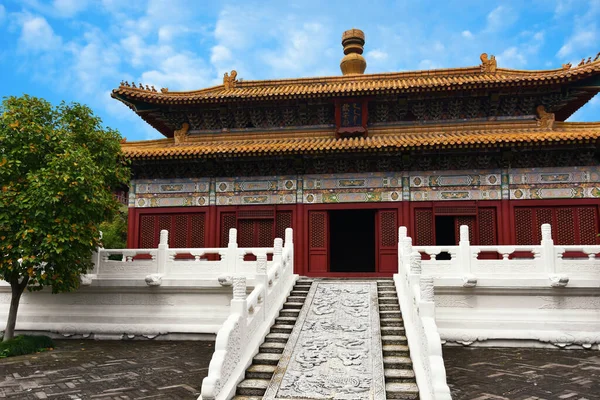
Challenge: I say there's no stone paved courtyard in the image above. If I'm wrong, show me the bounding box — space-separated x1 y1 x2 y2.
0 340 598 399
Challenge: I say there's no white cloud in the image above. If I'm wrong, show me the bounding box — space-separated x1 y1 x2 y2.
497 47 526 67
367 49 388 61
486 6 517 32
461 30 473 39
18 15 62 52
140 53 212 91
557 28 597 58
53 0 89 17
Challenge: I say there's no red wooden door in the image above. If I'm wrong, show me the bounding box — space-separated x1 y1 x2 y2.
377 209 398 273
308 211 329 273
138 212 206 248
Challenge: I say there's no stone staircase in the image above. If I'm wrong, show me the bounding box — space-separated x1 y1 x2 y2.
377 280 419 399
233 279 313 399
232 279 419 399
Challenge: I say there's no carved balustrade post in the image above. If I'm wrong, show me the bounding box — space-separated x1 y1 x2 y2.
458 225 477 287
231 275 248 317
419 276 436 318
540 223 568 287
410 251 422 275
285 228 294 277
256 254 268 304
273 238 283 279
398 226 408 274
226 228 238 275
402 237 413 274
156 229 169 275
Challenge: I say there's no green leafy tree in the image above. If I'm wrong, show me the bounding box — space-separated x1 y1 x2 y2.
0 95 129 341
99 209 128 249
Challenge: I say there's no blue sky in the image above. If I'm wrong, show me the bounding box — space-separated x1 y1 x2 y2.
0 0 599 141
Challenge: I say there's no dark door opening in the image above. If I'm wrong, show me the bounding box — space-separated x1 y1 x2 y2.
435 216 456 260
329 209 376 272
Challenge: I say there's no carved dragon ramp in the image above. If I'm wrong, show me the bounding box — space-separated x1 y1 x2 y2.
264 281 386 400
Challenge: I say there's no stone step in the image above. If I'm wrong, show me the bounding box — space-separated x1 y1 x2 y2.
236 379 270 396
287 296 307 303
382 335 408 345
381 326 405 335
378 291 398 297
385 368 416 383
283 301 304 309
377 281 395 286
385 382 420 399
379 310 402 318
379 310 402 321
270 324 294 334
379 304 401 311
265 332 290 343
381 318 404 327
275 316 297 325
290 290 310 296
383 356 412 369
253 353 282 365
279 309 301 318
245 364 277 379
259 342 287 354
232 396 263 400
383 344 410 356
379 297 399 304
292 285 310 291
295 281 313 286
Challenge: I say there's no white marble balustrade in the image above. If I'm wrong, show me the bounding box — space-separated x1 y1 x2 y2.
405 223 600 288
200 228 298 400
87 228 277 287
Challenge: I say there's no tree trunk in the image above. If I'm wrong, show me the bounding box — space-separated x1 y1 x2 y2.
3 276 29 342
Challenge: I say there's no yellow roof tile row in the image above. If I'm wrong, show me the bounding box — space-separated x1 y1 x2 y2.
122 121 600 160
113 61 600 103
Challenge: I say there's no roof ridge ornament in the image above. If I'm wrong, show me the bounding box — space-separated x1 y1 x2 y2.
223 70 238 89
562 63 572 70
340 29 367 75
174 122 190 144
480 53 497 73
536 105 555 130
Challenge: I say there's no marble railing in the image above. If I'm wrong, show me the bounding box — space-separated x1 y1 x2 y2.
408 224 600 288
200 228 298 400
395 227 452 400
88 228 276 287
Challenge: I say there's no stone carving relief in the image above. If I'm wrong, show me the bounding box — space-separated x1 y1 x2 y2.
265 282 385 400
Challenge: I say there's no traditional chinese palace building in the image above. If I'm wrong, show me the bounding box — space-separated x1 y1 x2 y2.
113 29 600 277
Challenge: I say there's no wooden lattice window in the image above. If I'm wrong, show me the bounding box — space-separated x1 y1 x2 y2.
379 211 398 247
477 208 497 245
275 211 293 242
414 209 434 245
220 212 237 247
138 212 207 248
514 206 599 245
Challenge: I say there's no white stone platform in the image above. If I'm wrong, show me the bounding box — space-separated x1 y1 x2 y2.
264 281 386 399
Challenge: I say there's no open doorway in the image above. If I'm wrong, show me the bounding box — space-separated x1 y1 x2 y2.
435 216 456 260
329 209 376 272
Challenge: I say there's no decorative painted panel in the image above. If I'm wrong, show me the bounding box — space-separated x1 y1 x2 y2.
509 167 600 200
215 176 297 206
131 178 210 208
303 172 402 204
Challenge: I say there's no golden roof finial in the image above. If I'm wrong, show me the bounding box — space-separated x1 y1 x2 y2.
223 70 238 89
480 53 497 73
340 29 367 75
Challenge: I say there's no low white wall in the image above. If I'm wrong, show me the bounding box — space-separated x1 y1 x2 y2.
435 286 600 349
0 281 232 339
400 223 600 350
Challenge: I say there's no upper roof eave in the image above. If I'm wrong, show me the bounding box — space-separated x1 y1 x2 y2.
112 59 600 105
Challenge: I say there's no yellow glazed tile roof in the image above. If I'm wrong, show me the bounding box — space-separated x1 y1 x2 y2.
112 58 600 104
122 120 600 160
